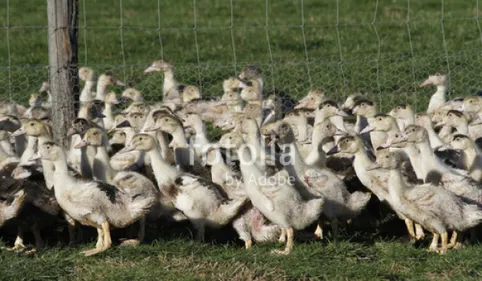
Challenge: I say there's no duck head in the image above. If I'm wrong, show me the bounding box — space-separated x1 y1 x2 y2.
79 67 94 82
144 60 172 73
419 72 447 88
75 127 105 149
359 114 398 134
119 133 157 153
12 119 51 138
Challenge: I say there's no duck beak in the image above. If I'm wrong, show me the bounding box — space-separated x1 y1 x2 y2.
326 146 340 155
66 128 77 137
419 78 433 88
74 140 88 149
334 129 348 136
366 162 382 171
97 113 106 119
435 145 450 151
294 98 308 109
115 80 126 87
359 125 374 135
351 106 359 115
28 152 41 162
116 120 131 128
118 145 136 154
378 138 393 149
39 83 49 93
10 127 25 137
238 81 248 88
144 65 158 73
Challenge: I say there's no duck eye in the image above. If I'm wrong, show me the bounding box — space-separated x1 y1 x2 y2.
139 137 143 141
30 123 35 126
378 118 382 121
385 155 389 159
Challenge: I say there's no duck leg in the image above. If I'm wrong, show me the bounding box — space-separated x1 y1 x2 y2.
314 219 323 240
447 231 457 249
25 223 44 254
95 228 104 249
439 232 448 255
102 221 112 250
8 227 26 252
415 224 425 240
278 228 286 243
428 233 439 252
194 222 205 242
121 217 145 246
331 219 339 239
271 227 294 255
404 219 416 241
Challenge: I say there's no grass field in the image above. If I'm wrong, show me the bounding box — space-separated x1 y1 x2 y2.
2 215 482 281
1 0 482 109
2 1 482 280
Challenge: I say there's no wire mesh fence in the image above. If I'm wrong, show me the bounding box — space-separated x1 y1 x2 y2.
1 0 482 114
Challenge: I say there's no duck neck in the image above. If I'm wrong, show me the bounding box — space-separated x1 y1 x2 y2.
147 145 179 185
425 124 445 149
295 117 309 141
281 142 307 172
95 143 115 183
170 127 188 148
416 139 450 177
80 80 94 103
19 136 37 165
401 144 423 180
428 85 447 114
462 147 478 171
51 155 71 184
95 80 108 101
163 69 176 96
454 122 469 134
388 168 405 206
353 148 376 186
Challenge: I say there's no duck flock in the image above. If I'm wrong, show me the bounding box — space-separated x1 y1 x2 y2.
0 61 482 257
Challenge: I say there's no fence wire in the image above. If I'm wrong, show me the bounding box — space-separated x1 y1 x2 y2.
1 0 482 114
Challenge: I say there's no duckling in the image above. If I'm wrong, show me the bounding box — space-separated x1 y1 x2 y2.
147 114 211 179
66 118 97 178
223 77 242 93
419 72 448 116
33 141 156 256
122 101 150 116
145 60 195 103
0 100 21 117
220 132 324 255
386 125 482 205
295 88 325 110
204 147 282 249
78 102 106 128
367 151 482 254
439 110 471 140
103 92 120 131
79 67 95 103
327 136 424 241
24 94 49 119
38 81 52 108
121 88 144 103
95 72 125 101
239 80 263 103
0 130 15 162
12 119 55 189
268 122 371 240
314 101 351 140
448 134 482 183
182 113 210 158
121 134 246 242
414 113 445 150
282 109 313 154
389 104 415 132
0 115 25 158
75 127 160 245
360 113 400 150
239 65 264 93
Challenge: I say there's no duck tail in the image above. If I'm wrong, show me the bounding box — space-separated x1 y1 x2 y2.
347 191 372 216
461 203 482 229
208 198 247 226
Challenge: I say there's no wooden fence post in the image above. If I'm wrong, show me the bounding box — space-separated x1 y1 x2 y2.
47 0 79 148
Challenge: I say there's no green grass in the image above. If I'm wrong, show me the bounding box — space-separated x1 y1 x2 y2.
1 0 482 109
2 1 482 280
2 217 482 281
